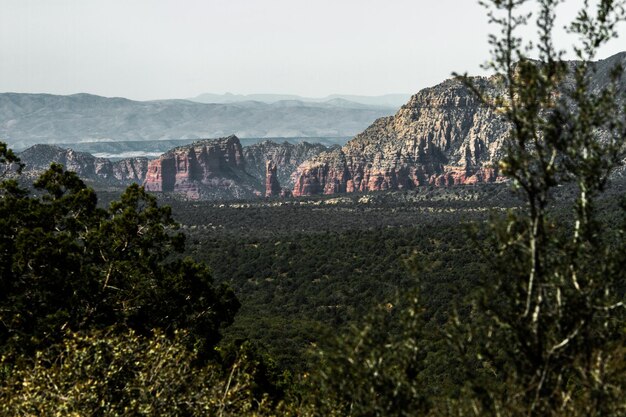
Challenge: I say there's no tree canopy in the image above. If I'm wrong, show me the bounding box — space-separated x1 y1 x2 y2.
0 162 239 358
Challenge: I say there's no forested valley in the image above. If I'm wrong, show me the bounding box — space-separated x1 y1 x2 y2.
2 0 626 415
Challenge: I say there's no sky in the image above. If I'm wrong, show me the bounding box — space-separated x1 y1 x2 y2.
1 0 625 101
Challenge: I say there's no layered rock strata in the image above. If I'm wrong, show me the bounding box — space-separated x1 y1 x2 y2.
292 77 508 197
292 52 626 197
143 135 256 200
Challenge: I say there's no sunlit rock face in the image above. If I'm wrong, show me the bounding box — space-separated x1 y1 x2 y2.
143 135 257 200
293 52 626 197
292 76 509 197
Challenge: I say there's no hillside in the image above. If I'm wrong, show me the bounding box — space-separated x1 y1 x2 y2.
0 93 394 149
16 137 334 199
292 52 626 196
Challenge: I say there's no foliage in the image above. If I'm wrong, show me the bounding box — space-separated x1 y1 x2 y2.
305 296 435 417
188 210 492 370
436 0 626 415
0 141 23 178
2 0 626 413
0 329 282 417
0 161 239 357
300 1 626 416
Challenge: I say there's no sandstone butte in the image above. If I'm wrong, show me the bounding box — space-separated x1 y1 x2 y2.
290 76 507 197
143 135 253 200
291 51 626 197
142 136 329 200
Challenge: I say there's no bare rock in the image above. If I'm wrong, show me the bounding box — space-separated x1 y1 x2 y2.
265 160 281 197
292 77 508 196
143 135 257 200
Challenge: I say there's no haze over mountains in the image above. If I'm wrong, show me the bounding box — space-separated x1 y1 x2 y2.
0 93 395 150
9 52 626 201
189 93 411 108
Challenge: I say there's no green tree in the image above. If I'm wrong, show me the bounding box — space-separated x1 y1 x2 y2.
307 298 434 417
447 0 626 415
0 329 279 417
309 1 626 416
0 159 239 357
0 141 22 178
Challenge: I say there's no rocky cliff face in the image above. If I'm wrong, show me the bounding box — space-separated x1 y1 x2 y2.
111 158 150 183
143 135 257 200
265 160 281 197
143 137 333 200
292 77 507 196
16 137 334 200
18 144 148 184
292 52 626 197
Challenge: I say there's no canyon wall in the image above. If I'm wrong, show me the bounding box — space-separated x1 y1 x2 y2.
292 76 507 197
143 135 256 200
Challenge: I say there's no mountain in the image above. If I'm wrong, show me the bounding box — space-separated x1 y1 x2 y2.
17 137 334 200
189 93 411 108
291 52 626 197
242 141 336 190
0 93 394 150
143 136 334 199
18 144 148 184
50 136 350 160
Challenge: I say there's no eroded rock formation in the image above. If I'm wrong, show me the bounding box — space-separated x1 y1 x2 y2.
292 52 626 197
143 135 256 200
292 77 508 197
265 160 281 197
243 141 335 189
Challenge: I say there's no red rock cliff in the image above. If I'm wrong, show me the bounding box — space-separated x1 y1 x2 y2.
292 77 508 197
265 160 281 197
143 135 254 200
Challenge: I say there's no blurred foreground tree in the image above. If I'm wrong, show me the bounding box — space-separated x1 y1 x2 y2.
0 329 280 417
311 1 626 416
449 0 626 415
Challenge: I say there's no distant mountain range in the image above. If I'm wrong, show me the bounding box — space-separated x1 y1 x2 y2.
0 93 395 150
188 93 411 108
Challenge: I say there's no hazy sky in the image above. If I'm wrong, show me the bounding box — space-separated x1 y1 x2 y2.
1 0 625 101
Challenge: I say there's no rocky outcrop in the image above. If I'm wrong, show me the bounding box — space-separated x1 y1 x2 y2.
142 137 334 200
143 135 258 200
243 141 335 189
265 160 281 197
16 137 334 200
111 158 149 183
292 77 508 196
292 52 626 197
18 144 148 184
